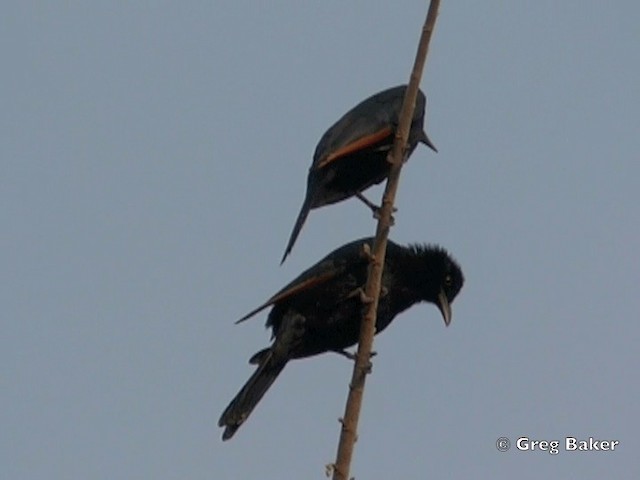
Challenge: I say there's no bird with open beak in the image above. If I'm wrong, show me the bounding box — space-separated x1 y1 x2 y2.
220 237 464 440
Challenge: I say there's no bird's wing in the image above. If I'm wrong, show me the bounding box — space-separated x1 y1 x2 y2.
313 125 393 170
235 262 346 324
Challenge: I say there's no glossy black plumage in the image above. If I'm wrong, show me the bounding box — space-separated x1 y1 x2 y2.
219 237 464 440
280 85 437 264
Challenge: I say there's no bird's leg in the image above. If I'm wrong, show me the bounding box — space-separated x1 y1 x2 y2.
333 349 357 361
354 192 397 225
354 191 380 212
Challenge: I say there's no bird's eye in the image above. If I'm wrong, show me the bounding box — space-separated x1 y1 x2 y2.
444 274 453 287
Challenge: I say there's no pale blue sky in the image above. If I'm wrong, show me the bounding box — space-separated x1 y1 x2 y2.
3 2 639 478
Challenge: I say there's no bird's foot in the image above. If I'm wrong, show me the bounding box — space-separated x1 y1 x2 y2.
334 349 377 361
372 207 395 225
334 350 357 361
325 463 335 478
371 202 398 214
346 287 374 304
355 192 396 216
361 358 373 374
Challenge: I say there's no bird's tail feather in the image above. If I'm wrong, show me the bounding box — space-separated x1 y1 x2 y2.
218 350 286 440
280 198 311 265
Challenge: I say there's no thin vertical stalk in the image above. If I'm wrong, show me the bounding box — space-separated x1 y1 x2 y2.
330 2 441 479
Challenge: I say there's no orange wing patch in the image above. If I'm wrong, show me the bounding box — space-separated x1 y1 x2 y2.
235 270 338 324
315 126 393 170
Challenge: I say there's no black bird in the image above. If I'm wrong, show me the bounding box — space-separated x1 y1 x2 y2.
280 85 437 264
220 237 464 440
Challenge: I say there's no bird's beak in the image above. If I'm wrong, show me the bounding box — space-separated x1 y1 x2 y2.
436 289 452 327
420 131 438 153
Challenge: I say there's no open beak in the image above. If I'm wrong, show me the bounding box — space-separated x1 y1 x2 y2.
436 289 452 326
420 131 438 153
